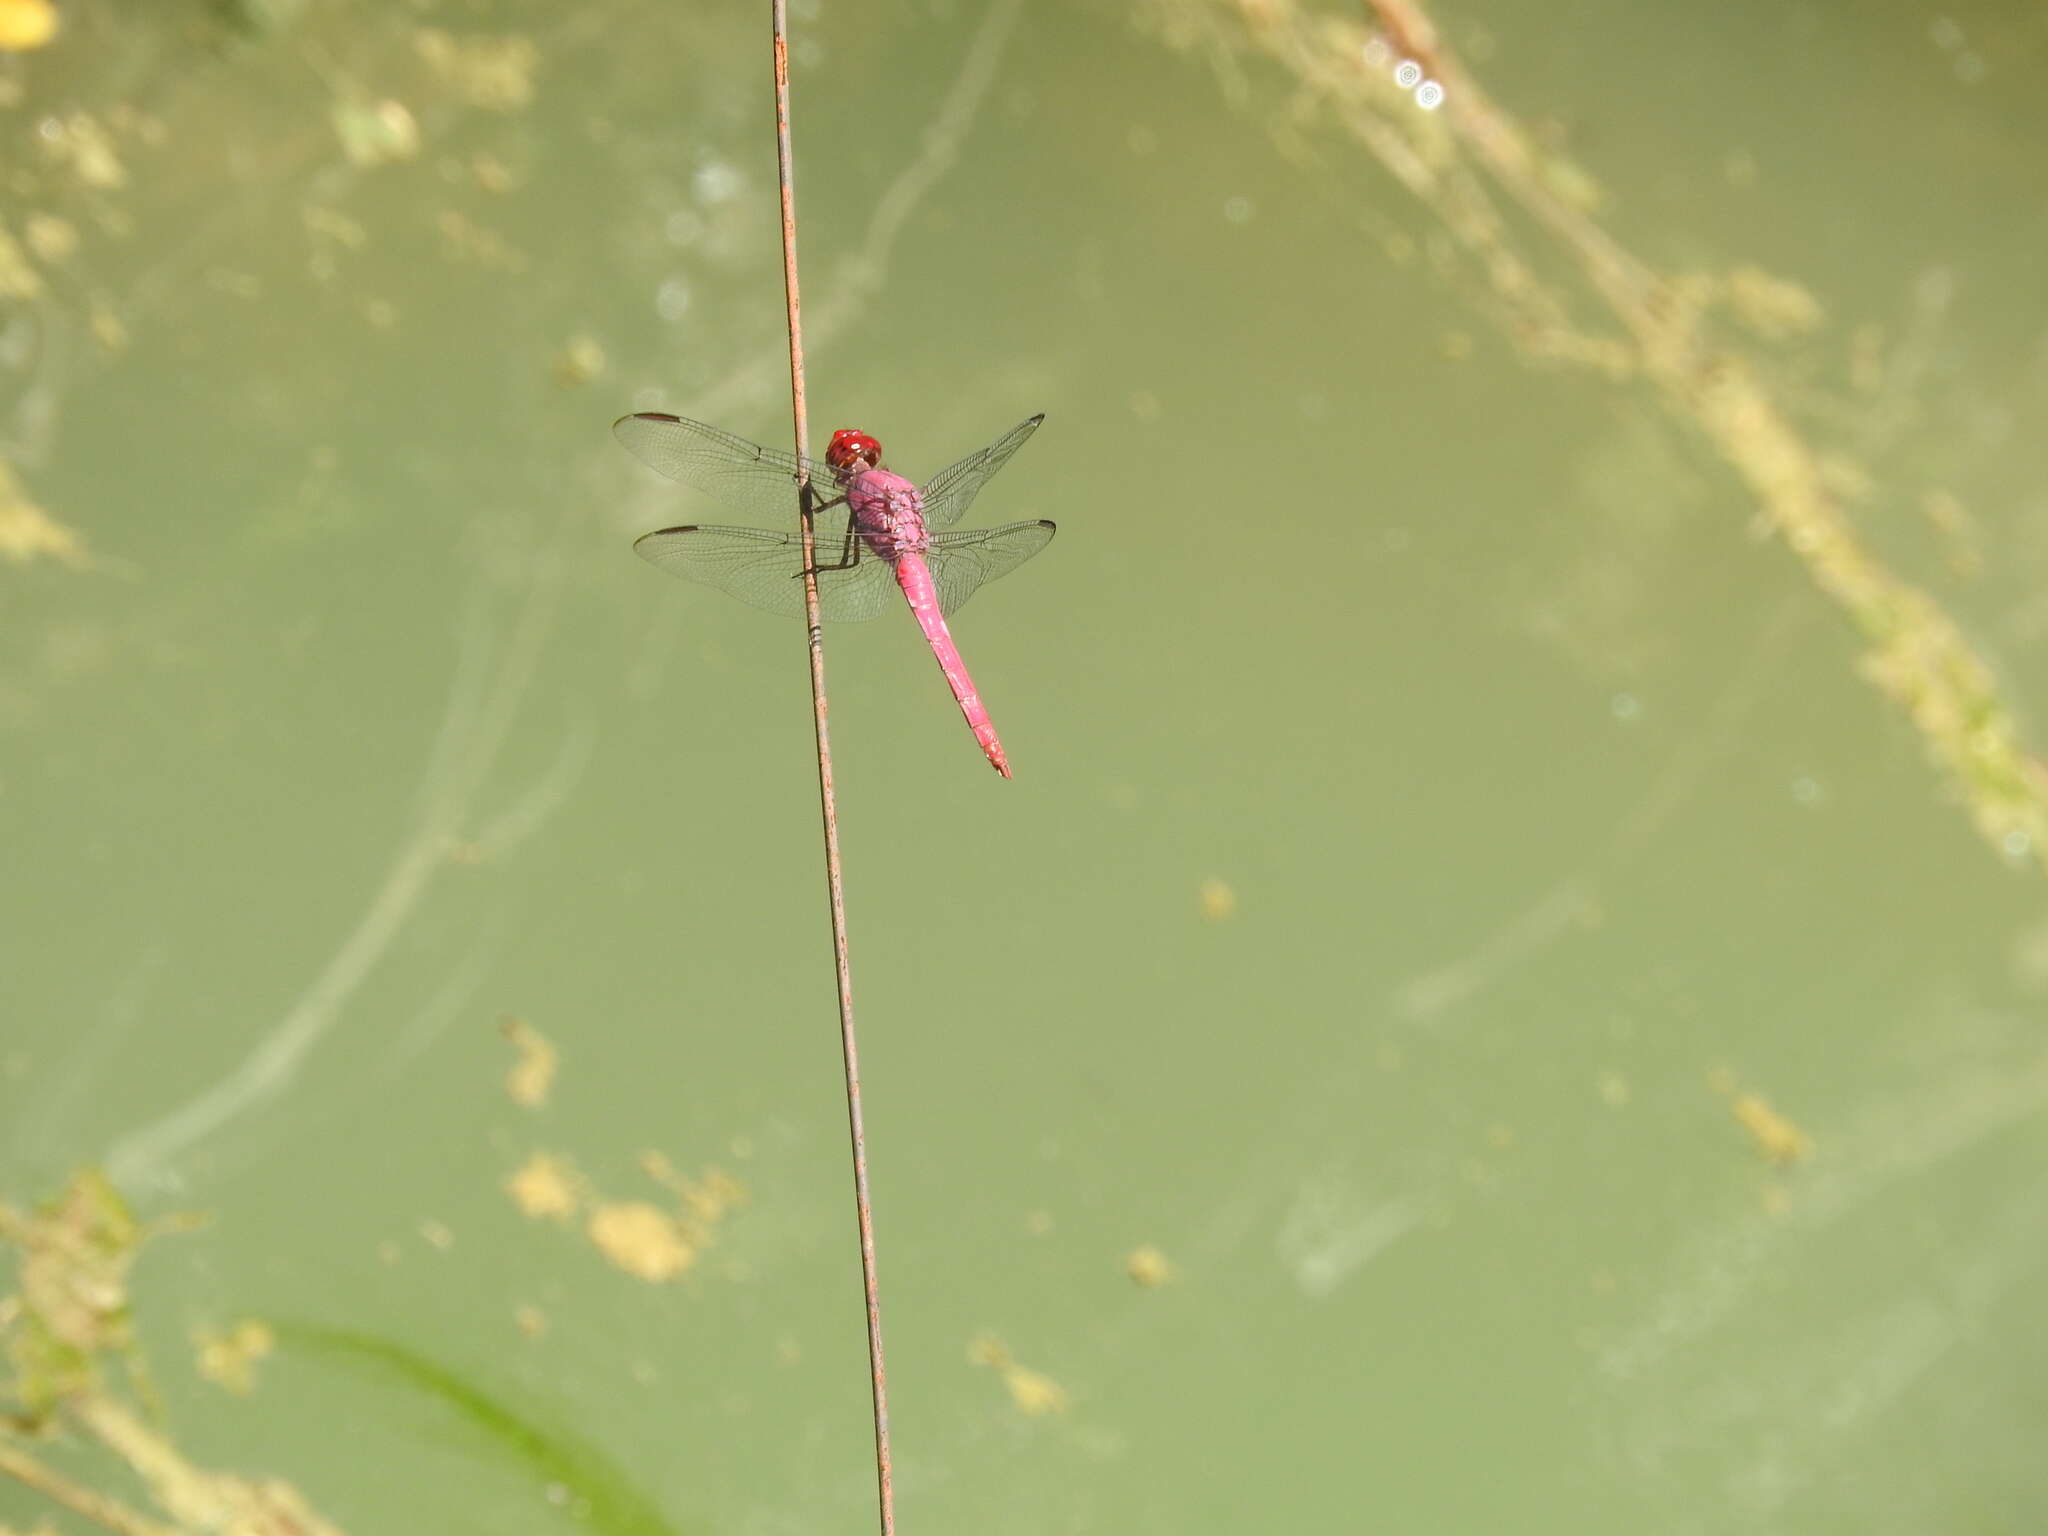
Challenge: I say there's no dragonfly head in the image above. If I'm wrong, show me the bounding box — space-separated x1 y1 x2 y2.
826 428 882 476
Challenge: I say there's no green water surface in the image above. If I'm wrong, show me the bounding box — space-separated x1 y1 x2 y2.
5 2 2048 1532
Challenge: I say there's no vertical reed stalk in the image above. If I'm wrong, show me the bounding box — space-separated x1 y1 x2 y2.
769 5 895 1533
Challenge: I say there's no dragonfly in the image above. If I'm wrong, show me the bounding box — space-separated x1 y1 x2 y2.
617 411 1055 777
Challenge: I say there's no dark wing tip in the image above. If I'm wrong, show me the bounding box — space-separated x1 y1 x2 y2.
632 523 701 548
613 411 682 432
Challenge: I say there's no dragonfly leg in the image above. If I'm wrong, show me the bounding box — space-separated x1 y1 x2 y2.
794 486 859 573
793 527 866 584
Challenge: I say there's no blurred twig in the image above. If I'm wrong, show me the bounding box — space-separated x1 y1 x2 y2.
1150 0 2048 867
1 1171 344 1536
0 1439 175 1536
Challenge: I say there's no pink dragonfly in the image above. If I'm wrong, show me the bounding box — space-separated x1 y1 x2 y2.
617 412 1054 777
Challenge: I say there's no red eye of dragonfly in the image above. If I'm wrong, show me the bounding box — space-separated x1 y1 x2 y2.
826 428 883 472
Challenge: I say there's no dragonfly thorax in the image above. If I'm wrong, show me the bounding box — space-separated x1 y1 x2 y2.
849 468 929 561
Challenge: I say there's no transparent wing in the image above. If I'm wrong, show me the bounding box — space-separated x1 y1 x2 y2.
613 413 843 526
633 524 897 622
924 520 1057 615
918 415 1044 530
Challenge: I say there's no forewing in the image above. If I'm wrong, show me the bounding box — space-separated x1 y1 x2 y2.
633 524 896 622
924 520 1057 615
614 413 839 525
917 414 1044 530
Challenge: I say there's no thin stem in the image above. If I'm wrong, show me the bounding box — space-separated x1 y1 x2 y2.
770 6 894 1535
0 1437 178 1536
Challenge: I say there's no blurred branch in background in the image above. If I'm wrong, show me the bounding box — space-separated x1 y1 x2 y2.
101 540 569 1189
2 1169 687 1534
1145 0 2048 869
0 1170 343 1535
